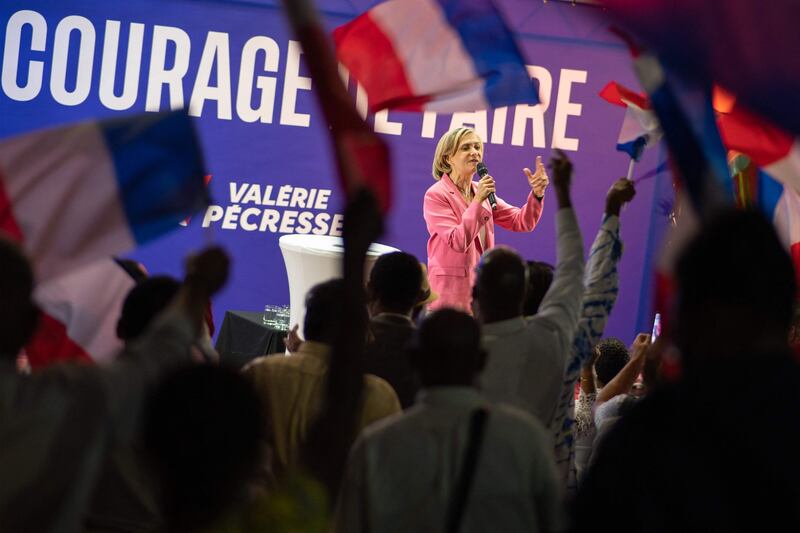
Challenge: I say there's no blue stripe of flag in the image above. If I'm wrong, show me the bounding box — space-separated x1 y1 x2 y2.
101 111 209 243
668 78 733 197
757 169 784 220
437 0 539 108
646 74 730 215
617 136 648 161
696 95 734 198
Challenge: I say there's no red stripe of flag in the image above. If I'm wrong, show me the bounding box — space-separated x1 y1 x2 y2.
716 105 794 168
0 171 23 241
25 312 93 368
792 242 800 290
599 81 650 109
333 13 424 113
294 19 391 213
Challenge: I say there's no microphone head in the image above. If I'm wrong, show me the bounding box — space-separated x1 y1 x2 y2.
476 162 489 177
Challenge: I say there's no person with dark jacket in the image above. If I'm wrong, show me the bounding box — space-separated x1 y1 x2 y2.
363 251 426 408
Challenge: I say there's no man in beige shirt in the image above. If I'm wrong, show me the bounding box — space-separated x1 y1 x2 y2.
243 279 401 476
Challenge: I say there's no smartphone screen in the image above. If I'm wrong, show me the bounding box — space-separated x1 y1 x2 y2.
651 312 661 342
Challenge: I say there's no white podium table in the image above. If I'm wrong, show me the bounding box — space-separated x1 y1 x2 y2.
279 235 399 338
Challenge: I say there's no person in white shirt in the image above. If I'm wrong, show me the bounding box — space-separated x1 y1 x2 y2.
334 308 563 533
476 150 584 444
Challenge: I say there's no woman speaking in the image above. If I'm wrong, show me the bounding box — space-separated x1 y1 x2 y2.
423 127 548 312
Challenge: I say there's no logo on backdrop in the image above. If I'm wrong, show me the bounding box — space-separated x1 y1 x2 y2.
199 181 343 236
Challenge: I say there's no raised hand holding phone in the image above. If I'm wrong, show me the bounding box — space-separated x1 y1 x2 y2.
651 312 662 343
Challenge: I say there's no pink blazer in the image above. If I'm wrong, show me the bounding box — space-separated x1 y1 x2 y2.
423 174 544 312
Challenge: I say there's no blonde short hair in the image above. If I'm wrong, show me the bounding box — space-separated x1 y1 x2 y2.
431 127 483 180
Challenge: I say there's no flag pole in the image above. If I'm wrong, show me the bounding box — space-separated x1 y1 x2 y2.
626 158 636 180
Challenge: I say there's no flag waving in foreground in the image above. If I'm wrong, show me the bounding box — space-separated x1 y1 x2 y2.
333 0 538 113
602 4 800 344
629 52 732 341
716 94 800 195
281 0 391 212
631 51 800 339
24 258 139 367
0 111 209 281
600 0 800 138
634 54 731 215
599 81 661 162
715 94 800 285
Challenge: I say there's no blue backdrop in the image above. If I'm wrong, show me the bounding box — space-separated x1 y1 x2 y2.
0 0 670 343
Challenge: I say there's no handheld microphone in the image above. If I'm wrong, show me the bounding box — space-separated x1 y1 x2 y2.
476 162 497 210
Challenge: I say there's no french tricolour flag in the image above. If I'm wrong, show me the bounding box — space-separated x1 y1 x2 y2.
25 258 139 367
333 0 538 113
0 111 209 282
631 53 732 342
716 98 800 282
599 81 661 161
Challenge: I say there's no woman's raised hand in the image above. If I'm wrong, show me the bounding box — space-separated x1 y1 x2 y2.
524 155 549 198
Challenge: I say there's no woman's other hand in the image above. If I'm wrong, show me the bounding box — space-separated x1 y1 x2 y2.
524 156 549 198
